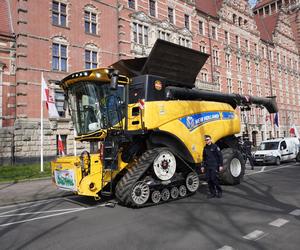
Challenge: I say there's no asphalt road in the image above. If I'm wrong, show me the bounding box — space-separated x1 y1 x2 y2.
0 163 299 250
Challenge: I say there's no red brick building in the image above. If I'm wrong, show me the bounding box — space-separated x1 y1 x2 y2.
0 0 299 163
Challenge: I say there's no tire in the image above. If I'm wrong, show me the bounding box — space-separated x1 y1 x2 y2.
275 157 281 166
296 152 300 162
115 149 159 207
220 148 245 185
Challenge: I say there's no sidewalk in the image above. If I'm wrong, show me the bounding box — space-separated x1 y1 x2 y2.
0 178 73 207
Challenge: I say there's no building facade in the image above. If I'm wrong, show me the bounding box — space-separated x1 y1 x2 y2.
0 0 300 164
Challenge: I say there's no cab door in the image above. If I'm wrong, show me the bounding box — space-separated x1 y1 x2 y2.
279 140 289 161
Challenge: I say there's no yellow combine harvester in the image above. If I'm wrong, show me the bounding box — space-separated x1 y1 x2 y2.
51 40 278 208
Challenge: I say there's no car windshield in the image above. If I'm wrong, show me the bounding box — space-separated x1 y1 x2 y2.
68 81 124 135
258 142 279 151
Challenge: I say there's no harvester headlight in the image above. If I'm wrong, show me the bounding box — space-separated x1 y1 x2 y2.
96 72 101 78
84 72 88 76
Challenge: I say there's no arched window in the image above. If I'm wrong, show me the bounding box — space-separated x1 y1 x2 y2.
233 14 237 24
84 5 98 34
238 17 242 26
52 36 68 72
84 44 99 69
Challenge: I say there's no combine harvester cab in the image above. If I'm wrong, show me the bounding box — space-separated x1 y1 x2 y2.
51 39 278 207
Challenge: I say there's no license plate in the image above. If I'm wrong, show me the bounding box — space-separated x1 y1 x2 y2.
54 170 76 191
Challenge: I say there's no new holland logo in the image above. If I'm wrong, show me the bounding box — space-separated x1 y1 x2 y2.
180 112 221 131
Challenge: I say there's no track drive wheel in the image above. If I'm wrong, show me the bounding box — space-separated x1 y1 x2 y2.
153 149 176 181
220 148 245 185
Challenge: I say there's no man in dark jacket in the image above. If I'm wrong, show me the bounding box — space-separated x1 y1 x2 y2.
201 135 223 198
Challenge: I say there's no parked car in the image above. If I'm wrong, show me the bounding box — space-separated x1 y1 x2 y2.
253 137 300 165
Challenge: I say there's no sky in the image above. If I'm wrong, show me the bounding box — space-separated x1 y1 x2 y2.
249 0 258 7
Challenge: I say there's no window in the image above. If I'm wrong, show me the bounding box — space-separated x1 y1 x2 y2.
201 71 208 82
55 89 66 117
184 14 190 30
133 23 149 46
128 0 135 9
262 46 266 59
227 78 232 93
277 53 281 64
255 43 258 56
225 31 230 44
269 50 274 61
233 14 236 24
57 135 67 155
90 141 99 153
200 45 206 53
211 26 217 39
238 80 243 94
52 1 67 27
225 53 231 68
85 50 97 69
237 57 241 72
245 39 250 52
236 35 240 48
212 49 219 66
85 10 97 34
246 60 251 75
149 0 156 17
168 7 174 24
179 37 191 48
255 63 259 78
199 21 204 35
158 30 170 41
238 17 242 26
52 43 67 71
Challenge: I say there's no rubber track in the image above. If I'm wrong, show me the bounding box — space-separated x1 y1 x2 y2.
115 148 161 208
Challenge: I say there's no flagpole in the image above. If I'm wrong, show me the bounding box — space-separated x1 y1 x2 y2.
264 108 267 140
40 72 44 172
74 128 77 156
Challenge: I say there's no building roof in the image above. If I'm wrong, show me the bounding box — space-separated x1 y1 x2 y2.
0 0 13 36
254 0 275 10
254 12 279 42
195 0 223 18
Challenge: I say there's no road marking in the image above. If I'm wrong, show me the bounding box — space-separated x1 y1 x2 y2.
245 164 298 176
0 199 57 216
243 230 268 241
259 166 266 172
217 246 234 250
0 207 84 218
0 203 110 227
0 198 62 210
269 218 289 227
290 209 300 216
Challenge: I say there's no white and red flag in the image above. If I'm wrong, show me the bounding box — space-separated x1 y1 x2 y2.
138 99 145 110
42 75 59 118
58 134 65 156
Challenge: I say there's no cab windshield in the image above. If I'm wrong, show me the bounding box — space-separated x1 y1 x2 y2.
68 81 124 135
258 142 279 151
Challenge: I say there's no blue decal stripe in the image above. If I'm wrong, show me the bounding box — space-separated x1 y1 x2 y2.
179 112 221 131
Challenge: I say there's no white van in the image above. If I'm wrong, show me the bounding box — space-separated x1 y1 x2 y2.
253 137 300 165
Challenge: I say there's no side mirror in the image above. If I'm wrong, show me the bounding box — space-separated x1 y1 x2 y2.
110 70 119 90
